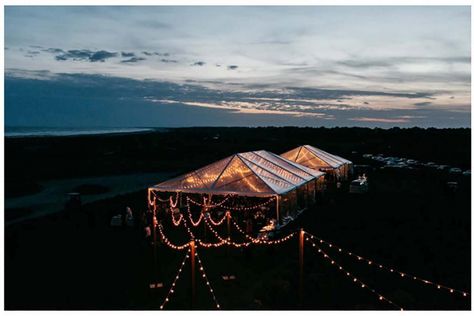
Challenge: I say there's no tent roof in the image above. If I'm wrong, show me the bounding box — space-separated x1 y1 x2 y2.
151 150 324 197
280 145 352 170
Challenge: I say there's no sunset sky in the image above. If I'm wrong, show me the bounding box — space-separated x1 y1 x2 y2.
5 6 471 128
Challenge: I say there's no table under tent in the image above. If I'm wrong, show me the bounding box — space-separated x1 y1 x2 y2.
148 150 324 235
280 145 353 182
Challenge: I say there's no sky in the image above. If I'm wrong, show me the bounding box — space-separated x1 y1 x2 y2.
4 6 471 128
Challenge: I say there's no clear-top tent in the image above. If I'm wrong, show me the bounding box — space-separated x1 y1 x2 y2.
280 145 353 180
149 150 325 222
151 150 324 197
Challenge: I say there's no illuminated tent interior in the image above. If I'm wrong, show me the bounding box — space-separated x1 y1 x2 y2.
149 150 325 225
280 145 353 181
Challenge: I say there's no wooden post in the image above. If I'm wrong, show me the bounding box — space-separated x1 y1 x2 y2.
203 205 207 242
190 240 196 309
299 228 304 306
152 207 157 274
226 211 231 238
276 195 281 225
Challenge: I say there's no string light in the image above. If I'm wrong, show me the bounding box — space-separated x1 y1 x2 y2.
150 190 179 204
207 211 229 226
187 195 276 211
307 240 403 311
186 204 205 227
170 193 179 208
231 218 296 245
181 217 196 240
305 232 470 298
160 249 190 310
186 195 232 208
157 224 190 250
171 213 184 227
195 251 221 309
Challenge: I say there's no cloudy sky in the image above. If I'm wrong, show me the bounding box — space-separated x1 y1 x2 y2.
4 6 471 128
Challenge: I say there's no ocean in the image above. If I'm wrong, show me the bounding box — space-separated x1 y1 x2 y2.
5 126 162 138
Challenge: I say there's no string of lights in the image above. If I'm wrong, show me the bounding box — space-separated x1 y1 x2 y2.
220 197 276 211
231 218 296 245
171 213 184 227
197 239 228 248
306 238 403 311
157 224 191 250
170 192 180 208
195 251 221 309
181 217 196 240
305 232 470 298
150 191 179 204
160 249 190 310
186 204 205 227
186 195 232 208
203 215 296 247
207 211 229 226
148 194 156 206
186 195 275 211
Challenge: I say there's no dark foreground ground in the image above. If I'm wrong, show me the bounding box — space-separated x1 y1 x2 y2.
4 127 471 310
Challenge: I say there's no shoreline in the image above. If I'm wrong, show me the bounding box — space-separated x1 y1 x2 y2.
5 127 166 138
5 171 174 226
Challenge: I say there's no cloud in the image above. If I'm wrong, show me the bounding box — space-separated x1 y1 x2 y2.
227 65 238 70
142 51 153 56
348 117 411 123
161 59 178 63
121 57 146 63
53 49 118 62
192 61 206 66
337 56 470 69
414 102 432 106
44 48 65 54
89 50 118 62
121 52 135 57
24 50 40 57
4 71 470 128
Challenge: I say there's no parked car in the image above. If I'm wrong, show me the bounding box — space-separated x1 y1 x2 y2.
449 168 462 174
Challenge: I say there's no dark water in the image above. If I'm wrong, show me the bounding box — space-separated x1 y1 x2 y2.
5 126 164 137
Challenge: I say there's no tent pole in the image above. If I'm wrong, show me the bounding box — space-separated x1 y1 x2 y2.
299 228 304 306
276 195 281 225
152 203 158 288
190 240 196 309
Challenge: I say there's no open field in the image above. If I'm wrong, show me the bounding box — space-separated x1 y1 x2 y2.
4 127 471 310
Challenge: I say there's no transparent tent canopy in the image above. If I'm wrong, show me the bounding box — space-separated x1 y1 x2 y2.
152 150 324 197
280 145 352 171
